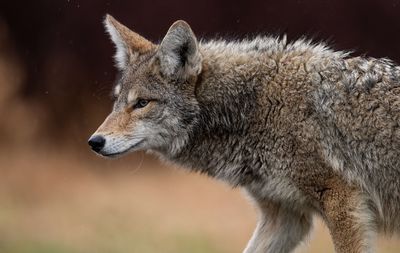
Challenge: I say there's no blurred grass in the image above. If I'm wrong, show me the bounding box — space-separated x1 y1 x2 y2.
0 148 250 253
0 233 222 253
0 148 398 253
0 241 80 253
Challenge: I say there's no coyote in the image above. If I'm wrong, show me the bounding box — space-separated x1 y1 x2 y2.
89 14 400 253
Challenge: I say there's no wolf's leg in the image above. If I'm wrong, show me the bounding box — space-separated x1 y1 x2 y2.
243 200 312 253
321 181 376 253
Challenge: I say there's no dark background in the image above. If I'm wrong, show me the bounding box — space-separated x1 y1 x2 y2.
1 0 400 146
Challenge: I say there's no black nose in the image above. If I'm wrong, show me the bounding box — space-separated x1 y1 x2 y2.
88 135 106 152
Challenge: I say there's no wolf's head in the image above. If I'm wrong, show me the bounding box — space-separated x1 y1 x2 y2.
88 15 202 157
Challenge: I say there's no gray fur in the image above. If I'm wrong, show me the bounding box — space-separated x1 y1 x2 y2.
90 15 400 253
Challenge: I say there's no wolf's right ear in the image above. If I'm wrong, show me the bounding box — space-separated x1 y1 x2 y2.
104 15 155 70
156 20 202 80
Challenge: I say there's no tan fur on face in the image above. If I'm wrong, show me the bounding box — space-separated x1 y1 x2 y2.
95 102 155 136
96 109 137 135
95 111 133 135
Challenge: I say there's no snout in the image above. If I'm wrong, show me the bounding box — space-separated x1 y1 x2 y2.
88 135 106 153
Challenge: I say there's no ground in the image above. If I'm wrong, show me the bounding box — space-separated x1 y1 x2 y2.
0 147 399 253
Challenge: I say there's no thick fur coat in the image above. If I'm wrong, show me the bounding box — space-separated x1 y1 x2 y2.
89 15 400 253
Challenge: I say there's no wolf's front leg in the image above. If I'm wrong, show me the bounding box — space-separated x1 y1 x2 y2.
243 200 312 253
321 182 376 253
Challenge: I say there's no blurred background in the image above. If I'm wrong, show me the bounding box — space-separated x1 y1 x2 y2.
0 0 400 252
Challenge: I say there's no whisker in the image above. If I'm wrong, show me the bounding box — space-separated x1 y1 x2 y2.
128 151 145 175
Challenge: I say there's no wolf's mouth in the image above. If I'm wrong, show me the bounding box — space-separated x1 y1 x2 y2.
100 139 145 158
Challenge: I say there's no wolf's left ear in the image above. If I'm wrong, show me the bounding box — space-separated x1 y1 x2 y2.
157 20 202 79
104 14 155 70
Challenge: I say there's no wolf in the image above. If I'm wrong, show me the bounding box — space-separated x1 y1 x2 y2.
88 14 400 253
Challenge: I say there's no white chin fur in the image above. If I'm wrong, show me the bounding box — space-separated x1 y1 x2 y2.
100 135 144 156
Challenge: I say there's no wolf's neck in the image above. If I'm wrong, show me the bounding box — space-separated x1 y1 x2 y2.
165 37 344 185
164 42 280 185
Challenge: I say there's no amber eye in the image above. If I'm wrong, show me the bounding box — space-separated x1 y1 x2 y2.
133 99 149 109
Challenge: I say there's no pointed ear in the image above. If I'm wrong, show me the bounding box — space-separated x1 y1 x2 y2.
104 14 155 70
157 20 202 79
